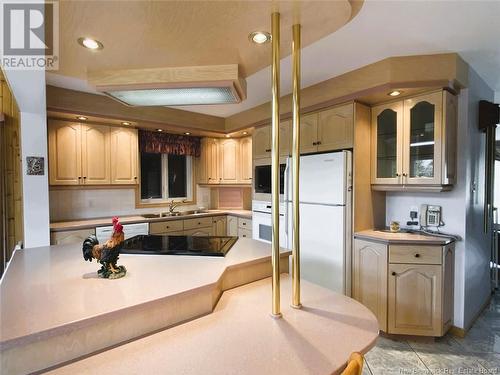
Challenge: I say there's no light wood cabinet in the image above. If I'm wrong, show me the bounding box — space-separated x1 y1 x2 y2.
239 137 252 183
48 120 138 186
81 124 111 184
50 228 95 245
48 120 82 185
212 216 227 236
238 228 252 238
197 137 252 185
317 104 354 152
388 263 442 336
353 239 388 332
227 215 238 236
353 238 454 336
219 138 239 183
149 220 184 234
371 90 457 190
184 227 214 236
279 120 291 156
299 113 318 154
110 127 138 185
253 126 271 159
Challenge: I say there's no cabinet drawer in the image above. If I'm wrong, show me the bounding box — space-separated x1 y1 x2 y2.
389 245 442 265
150 220 184 234
238 228 252 238
183 216 213 230
238 218 252 229
184 227 214 236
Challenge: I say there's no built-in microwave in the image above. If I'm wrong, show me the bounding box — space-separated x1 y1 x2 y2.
253 158 287 201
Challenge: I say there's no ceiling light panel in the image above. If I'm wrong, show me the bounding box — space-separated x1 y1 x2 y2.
106 87 239 106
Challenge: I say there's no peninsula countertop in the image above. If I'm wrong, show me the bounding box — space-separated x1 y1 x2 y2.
354 229 455 245
50 209 252 232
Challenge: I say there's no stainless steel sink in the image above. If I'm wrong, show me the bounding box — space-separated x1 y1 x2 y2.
377 229 419 234
142 210 209 219
141 213 161 219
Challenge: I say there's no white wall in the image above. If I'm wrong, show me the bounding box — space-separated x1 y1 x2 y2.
385 68 495 329
2 69 50 248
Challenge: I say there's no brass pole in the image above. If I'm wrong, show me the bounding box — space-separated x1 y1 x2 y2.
291 23 302 309
270 11 282 318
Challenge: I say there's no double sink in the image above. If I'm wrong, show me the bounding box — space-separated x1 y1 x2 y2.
141 210 209 219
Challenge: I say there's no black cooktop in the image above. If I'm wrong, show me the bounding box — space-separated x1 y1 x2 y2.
120 235 238 257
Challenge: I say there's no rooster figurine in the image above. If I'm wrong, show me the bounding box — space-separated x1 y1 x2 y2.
82 217 127 279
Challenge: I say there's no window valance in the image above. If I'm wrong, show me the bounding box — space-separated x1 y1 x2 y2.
139 130 201 157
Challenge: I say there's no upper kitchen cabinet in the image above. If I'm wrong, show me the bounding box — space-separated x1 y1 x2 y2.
239 137 252 183
371 101 404 185
300 113 319 154
81 124 111 185
371 90 457 191
197 136 252 185
317 104 354 152
48 120 82 185
110 127 139 185
219 138 239 183
252 126 271 159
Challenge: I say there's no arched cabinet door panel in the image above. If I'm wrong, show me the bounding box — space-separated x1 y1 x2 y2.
48 120 82 185
110 127 138 185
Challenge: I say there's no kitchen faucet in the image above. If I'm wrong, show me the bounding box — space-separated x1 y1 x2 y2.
167 199 187 214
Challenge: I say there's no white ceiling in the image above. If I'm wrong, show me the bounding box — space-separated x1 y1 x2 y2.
46 0 500 118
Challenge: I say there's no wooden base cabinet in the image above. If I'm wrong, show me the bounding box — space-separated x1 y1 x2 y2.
353 238 454 336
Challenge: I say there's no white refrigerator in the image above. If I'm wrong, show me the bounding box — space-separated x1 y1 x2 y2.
285 151 352 295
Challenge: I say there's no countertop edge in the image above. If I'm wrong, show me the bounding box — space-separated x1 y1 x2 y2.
354 232 455 246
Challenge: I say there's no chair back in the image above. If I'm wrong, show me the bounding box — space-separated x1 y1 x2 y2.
341 352 364 375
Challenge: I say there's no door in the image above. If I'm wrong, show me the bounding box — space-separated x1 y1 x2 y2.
403 91 443 185
353 239 388 332
48 120 82 185
371 101 404 185
291 151 349 205
388 263 442 336
317 104 354 151
110 127 138 184
291 203 347 293
280 120 291 156
252 126 271 159
239 137 252 183
212 216 227 236
227 215 238 236
300 113 318 154
81 124 111 185
206 138 219 184
219 138 239 183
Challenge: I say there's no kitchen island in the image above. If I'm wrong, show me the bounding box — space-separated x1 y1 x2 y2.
1 238 378 374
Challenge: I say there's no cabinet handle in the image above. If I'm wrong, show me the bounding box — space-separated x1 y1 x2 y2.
415 253 420 258
265 149 271 152
391 272 397 276
242 222 246 226
317 141 322 145
78 177 82 179
83 176 87 179
208 177 212 180
134 176 137 180
395 173 400 177
402 173 408 177
312 142 317 146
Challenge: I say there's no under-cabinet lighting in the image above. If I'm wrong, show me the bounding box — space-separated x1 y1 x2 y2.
184 132 191 135
243 131 248 135
76 116 88 121
225 134 230 138
410 141 434 147
121 121 131 126
388 90 402 97
157 129 163 132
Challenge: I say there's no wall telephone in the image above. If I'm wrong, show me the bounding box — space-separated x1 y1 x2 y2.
420 204 442 227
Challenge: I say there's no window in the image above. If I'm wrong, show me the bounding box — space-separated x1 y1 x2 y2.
140 152 193 201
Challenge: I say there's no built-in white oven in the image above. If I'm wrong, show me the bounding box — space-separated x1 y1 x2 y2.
253 158 288 202
252 200 288 246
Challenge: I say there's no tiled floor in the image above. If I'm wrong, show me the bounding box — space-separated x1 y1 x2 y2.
364 292 500 375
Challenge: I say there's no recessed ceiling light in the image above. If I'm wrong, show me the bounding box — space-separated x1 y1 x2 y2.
77 37 104 50
388 90 402 97
76 116 87 121
184 132 191 135
121 121 131 126
249 31 271 44
225 134 230 138
243 131 248 135
157 129 163 132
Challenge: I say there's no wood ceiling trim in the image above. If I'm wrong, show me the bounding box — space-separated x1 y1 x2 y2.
225 53 469 131
46 85 226 132
88 64 247 101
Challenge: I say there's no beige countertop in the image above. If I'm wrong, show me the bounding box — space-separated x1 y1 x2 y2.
355 229 454 245
48 275 379 375
0 237 279 347
50 209 252 232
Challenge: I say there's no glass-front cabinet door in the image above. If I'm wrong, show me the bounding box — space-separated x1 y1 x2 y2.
371 102 403 184
403 91 442 185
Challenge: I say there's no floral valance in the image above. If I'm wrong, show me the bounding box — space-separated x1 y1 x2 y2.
139 130 201 157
